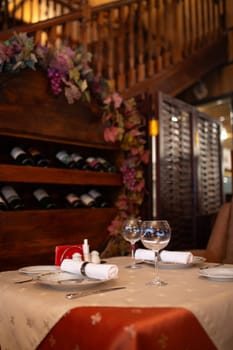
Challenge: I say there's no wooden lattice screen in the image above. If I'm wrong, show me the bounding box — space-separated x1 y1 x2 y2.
147 91 223 250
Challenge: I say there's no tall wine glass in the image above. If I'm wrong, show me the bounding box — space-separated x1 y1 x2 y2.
121 218 142 269
140 220 171 285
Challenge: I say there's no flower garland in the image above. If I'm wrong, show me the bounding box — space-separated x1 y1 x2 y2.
0 32 149 236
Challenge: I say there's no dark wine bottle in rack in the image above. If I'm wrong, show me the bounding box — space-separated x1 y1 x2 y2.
85 157 103 172
10 146 34 166
80 192 97 207
55 150 76 169
27 147 50 167
33 188 56 209
70 153 90 170
97 157 117 173
65 193 84 208
0 194 8 211
88 189 108 208
1 185 24 210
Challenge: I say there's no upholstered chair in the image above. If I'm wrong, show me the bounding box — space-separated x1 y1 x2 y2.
191 200 233 263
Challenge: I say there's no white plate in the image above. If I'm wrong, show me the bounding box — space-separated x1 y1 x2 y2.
18 265 59 276
142 256 206 269
199 266 233 282
36 271 110 289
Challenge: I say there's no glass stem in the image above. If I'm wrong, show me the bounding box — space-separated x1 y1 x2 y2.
131 242 136 266
154 250 160 281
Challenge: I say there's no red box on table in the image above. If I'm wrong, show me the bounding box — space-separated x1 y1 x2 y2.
55 244 83 266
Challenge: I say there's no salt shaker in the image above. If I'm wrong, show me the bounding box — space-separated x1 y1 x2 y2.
90 250 101 264
72 252 82 262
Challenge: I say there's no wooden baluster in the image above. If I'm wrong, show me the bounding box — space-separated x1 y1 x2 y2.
127 3 136 87
35 30 43 45
105 8 116 89
195 0 203 48
205 0 211 42
172 0 183 63
137 1 145 82
183 0 191 56
20 0 24 24
212 0 219 38
69 20 79 45
158 0 167 68
37 0 42 21
117 5 126 92
201 0 208 43
225 0 233 64
155 0 165 71
95 11 105 78
63 21 70 43
47 25 58 45
79 2 91 48
163 0 173 67
189 0 197 53
153 0 162 72
10 0 16 27
208 0 214 40
146 0 155 77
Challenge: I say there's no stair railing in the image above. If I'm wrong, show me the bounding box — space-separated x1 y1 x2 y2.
0 0 227 95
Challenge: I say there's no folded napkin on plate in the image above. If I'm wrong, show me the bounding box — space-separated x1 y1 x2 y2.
135 248 194 264
60 259 118 280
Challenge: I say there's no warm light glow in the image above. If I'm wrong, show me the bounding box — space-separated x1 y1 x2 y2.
149 120 158 136
221 127 228 141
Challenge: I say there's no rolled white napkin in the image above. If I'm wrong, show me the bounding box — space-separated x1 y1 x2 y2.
135 249 194 264
60 259 118 280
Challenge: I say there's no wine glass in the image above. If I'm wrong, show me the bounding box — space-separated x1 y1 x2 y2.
121 218 142 269
140 220 171 286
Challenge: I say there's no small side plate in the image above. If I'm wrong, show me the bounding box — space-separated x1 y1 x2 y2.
18 265 59 276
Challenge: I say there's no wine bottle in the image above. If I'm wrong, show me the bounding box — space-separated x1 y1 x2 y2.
97 157 117 173
10 146 34 166
80 193 97 207
0 194 8 211
85 157 103 171
1 185 24 210
70 153 90 170
33 188 56 209
88 189 108 208
65 193 84 208
55 150 76 168
27 147 50 167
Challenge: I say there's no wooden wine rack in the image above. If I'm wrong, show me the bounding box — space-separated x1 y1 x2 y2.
0 69 122 271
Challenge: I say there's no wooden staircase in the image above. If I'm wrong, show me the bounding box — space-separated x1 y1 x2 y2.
0 0 228 99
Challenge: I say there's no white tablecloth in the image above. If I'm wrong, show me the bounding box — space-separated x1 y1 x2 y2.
0 256 233 350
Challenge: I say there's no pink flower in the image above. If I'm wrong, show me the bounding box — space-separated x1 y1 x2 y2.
134 180 145 192
141 149 150 164
130 147 139 156
104 126 119 143
104 92 122 109
112 92 123 108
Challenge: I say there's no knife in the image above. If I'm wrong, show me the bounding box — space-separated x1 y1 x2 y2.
66 286 126 299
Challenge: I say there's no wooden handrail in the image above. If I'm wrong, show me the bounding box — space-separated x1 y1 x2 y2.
0 0 228 96
0 10 84 41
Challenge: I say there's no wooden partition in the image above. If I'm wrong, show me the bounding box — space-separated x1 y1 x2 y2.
146 91 223 250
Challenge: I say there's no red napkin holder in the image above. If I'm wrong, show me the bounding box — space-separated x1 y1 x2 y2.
55 244 83 266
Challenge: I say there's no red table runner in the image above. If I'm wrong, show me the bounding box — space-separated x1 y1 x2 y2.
38 306 217 350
